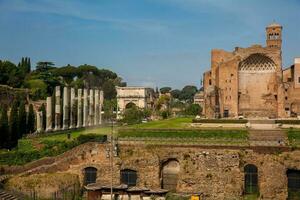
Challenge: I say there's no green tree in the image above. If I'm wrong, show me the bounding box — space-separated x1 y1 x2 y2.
9 101 19 148
18 101 27 138
52 65 78 84
39 103 46 130
102 79 117 100
121 107 144 125
170 89 181 99
27 104 35 134
36 61 55 73
179 85 198 102
160 87 172 94
185 104 202 116
0 106 9 148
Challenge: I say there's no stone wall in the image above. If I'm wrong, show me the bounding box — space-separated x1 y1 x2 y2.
10 142 300 200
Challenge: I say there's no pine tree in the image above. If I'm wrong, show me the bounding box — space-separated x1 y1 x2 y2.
0 107 9 149
39 104 46 130
27 104 35 134
9 101 19 148
18 101 27 138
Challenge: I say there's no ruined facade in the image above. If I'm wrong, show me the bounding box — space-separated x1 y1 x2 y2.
203 23 300 118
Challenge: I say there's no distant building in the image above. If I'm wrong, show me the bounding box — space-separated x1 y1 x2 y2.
116 86 155 115
203 23 300 118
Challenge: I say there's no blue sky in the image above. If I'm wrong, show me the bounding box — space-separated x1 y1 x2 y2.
0 0 300 89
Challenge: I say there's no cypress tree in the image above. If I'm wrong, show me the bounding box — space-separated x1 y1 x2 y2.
28 57 31 73
27 104 35 134
9 101 19 148
18 101 27 138
0 107 9 149
39 104 46 130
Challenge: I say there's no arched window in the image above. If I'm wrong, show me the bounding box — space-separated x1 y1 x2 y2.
84 167 97 185
161 159 180 191
120 169 137 187
287 169 300 199
244 164 258 194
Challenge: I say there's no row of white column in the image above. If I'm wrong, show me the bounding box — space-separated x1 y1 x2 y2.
36 86 104 133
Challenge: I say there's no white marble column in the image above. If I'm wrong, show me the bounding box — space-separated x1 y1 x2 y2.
94 90 99 125
83 88 88 127
63 87 69 130
46 97 52 132
77 89 83 128
99 90 104 125
36 111 43 133
89 89 94 126
69 88 75 129
54 86 61 131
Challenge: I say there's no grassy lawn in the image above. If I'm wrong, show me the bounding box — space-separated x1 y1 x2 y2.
287 129 300 146
0 126 109 165
129 117 193 129
118 129 248 140
244 194 258 200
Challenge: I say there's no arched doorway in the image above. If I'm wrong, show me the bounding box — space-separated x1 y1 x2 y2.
287 169 300 200
84 167 97 185
120 169 137 187
161 159 180 191
125 102 136 109
244 164 258 194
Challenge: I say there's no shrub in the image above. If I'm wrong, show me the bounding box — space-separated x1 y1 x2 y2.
76 134 107 144
275 120 300 124
192 119 248 124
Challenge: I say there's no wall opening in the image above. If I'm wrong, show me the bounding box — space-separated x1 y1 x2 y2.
244 164 258 194
84 167 97 185
125 102 137 109
120 169 137 187
161 159 180 191
287 169 300 199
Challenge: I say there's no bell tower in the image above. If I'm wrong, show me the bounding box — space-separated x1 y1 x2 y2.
266 22 282 49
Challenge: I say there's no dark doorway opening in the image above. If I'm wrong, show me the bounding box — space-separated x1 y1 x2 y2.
244 164 258 194
287 169 300 200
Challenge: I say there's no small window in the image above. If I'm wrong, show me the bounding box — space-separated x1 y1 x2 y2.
285 107 290 111
285 96 288 100
298 77 300 83
244 164 258 194
287 78 292 82
209 79 212 85
274 95 278 100
285 89 288 92
84 167 97 185
120 169 137 187
231 73 234 77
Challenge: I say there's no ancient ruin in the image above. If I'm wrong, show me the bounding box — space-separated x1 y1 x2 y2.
36 87 104 133
203 23 300 118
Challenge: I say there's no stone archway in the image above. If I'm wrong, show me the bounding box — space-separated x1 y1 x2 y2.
125 102 137 109
161 159 180 191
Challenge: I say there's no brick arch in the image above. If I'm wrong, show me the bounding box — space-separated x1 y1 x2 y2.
160 159 180 191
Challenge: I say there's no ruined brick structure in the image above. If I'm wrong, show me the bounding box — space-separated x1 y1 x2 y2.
203 23 300 118
7 142 300 200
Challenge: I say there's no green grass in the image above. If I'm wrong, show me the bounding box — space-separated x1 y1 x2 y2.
129 117 193 129
0 126 109 165
118 129 248 140
244 194 258 200
287 129 300 146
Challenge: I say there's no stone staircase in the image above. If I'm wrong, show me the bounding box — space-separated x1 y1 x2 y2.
0 190 19 200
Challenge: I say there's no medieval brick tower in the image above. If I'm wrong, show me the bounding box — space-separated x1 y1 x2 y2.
266 22 282 49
